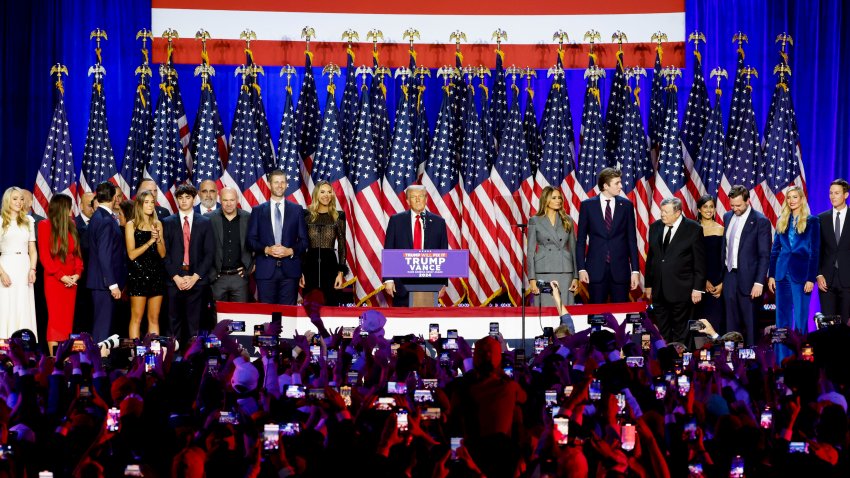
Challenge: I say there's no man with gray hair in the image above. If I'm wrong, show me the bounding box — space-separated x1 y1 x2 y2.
645 197 706 343
206 187 253 302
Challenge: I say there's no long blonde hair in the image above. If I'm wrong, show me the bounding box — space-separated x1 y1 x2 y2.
1 187 28 231
307 181 339 223
132 190 158 229
776 186 810 234
535 186 573 234
47 194 79 261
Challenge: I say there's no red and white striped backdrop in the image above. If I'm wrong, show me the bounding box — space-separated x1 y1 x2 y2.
151 0 685 68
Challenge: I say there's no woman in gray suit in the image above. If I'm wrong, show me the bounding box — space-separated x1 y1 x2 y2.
528 186 579 306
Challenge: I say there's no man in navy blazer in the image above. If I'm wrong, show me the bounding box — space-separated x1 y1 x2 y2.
86 182 127 341
817 179 850 321
719 185 771 345
162 184 215 342
576 168 640 303
247 170 308 305
383 185 449 307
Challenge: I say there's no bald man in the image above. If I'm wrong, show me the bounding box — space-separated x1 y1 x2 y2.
195 180 219 215
206 188 253 302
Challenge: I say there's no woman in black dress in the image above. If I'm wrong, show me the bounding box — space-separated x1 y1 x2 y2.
125 191 166 338
302 181 348 306
697 195 725 331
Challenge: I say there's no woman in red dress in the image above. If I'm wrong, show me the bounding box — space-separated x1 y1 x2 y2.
38 194 83 351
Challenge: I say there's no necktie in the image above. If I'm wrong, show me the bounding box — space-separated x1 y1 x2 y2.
414 215 423 249
726 216 740 272
182 216 191 266
604 199 613 232
274 202 282 245
836 211 842 245
206 208 212 214
662 225 672 253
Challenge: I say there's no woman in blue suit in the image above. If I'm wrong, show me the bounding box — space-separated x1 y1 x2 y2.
768 186 819 361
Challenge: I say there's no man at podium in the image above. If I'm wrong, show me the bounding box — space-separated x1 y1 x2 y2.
383 185 448 306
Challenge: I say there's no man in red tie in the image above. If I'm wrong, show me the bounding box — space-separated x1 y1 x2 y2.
162 184 215 343
383 185 448 307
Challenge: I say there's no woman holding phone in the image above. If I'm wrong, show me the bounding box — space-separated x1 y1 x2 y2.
125 190 166 339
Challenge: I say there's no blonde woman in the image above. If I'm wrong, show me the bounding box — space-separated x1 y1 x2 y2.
528 186 579 306
302 181 347 305
125 190 166 338
768 187 819 360
0 187 37 338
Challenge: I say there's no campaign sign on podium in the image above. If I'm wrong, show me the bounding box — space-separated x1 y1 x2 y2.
382 249 469 306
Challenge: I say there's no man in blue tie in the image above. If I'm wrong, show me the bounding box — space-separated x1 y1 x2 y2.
247 170 307 305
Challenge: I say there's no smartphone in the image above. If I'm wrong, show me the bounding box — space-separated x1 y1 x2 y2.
621 423 636 451
144 353 156 374
515 349 526 366
626 356 644 368
135 345 147 357
589 379 602 401
544 390 558 408
124 465 143 477
253 324 264 336
641 333 651 352
447 329 458 340
738 348 755 360
150 340 162 355
387 381 407 394
625 313 642 324
688 320 706 331
772 327 788 343
396 409 409 432
445 338 458 351
263 424 281 451
228 321 246 333
347 371 359 386
789 441 809 454
682 352 692 367
687 462 704 478
204 336 221 349
107 407 120 432
414 389 433 403
422 378 438 389
684 417 698 441
677 375 691 396
309 345 321 363
421 408 441 420
534 337 545 355
489 322 500 337
730 455 744 478
503 366 514 377
285 385 306 399
429 324 439 342
327 349 338 367
39 473 54 478
554 417 570 445
655 381 667 399
0 339 9 353
340 386 352 407
207 357 219 376
307 388 325 400
450 437 462 460
616 393 626 415
256 335 279 348
281 422 300 436
219 411 238 425
588 314 606 326
760 407 773 429
564 385 574 397
342 326 355 339
70 333 86 353
375 397 396 411
801 344 814 362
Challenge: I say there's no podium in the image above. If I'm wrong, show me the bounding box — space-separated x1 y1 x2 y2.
382 249 469 307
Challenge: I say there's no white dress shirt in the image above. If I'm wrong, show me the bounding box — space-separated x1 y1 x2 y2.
178 210 194 230
725 206 752 270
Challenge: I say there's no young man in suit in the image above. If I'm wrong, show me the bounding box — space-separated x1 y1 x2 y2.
383 185 449 307
86 182 127 341
719 185 772 345
247 170 307 305
817 178 850 321
575 168 640 303
645 197 706 344
162 184 215 342
206 187 253 302
195 179 219 215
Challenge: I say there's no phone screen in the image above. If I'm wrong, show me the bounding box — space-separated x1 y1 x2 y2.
489 322 499 336
281 422 300 436
677 375 691 396
544 390 558 408
447 329 458 339
429 324 439 342
554 417 569 445
396 409 409 432
684 418 697 441
589 379 602 401
621 423 636 451
730 456 744 478
450 437 462 460
760 408 773 429
263 424 280 451
144 353 156 373
107 407 120 432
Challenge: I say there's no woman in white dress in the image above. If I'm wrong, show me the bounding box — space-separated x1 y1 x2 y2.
0 187 37 338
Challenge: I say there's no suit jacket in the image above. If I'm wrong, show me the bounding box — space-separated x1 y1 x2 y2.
818 209 850 285
645 217 706 302
195 203 218 215
162 212 215 285
154 205 171 219
527 214 577 278
769 215 820 283
206 209 253 276
575 195 639 284
85 207 127 291
720 209 772 294
383 210 449 291
246 200 307 279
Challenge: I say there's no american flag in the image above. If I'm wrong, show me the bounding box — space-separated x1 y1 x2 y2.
339 47 358 174
724 71 763 219
679 52 709 216
312 86 356 284
448 54 467 160
146 69 187 213
279 84 307 207
760 75 804 226
616 82 652 287
369 58 392 179
488 50 509 155
576 71 607 197
120 50 153 198
652 81 693 217
695 97 727 204
490 86 533 306
409 50 431 179
648 47 666 155
164 46 192 180
189 83 227 183
218 76 270 211
382 76 418 219
460 83 502 306
294 52 321 205
718 42 749 218
523 87 542 182
604 49 629 166
79 67 123 198
33 82 77 218
350 89 387 304
422 86 464 305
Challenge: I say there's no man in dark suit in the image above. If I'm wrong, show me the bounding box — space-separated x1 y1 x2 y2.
138 178 172 218
195 179 219 215
207 187 253 302
719 185 771 345
645 197 706 344
162 183 215 342
383 185 449 307
817 178 850 321
86 182 127 341
73 191 96 333
576 168 640 303
247 170 307 305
